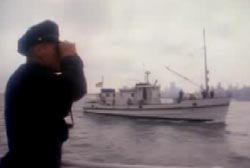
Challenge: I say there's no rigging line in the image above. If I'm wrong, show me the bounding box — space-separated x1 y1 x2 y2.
164 66 200 88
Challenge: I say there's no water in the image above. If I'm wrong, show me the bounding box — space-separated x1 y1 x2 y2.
0 95 250 168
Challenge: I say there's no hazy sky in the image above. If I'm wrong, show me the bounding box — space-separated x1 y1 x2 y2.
0 0 249 93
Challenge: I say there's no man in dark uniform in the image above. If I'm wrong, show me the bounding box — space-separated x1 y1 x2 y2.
0 20 87 168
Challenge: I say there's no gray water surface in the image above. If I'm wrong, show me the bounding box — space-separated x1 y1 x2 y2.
0 96 250 168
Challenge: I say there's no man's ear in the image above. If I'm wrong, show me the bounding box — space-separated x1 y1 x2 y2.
27 44 40 58
35 43 45 54
33 43 49 59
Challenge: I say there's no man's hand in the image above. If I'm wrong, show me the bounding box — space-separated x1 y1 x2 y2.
58 41 77 58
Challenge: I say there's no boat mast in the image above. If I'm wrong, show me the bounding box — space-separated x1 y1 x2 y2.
145 71 151 83
203 28 209 93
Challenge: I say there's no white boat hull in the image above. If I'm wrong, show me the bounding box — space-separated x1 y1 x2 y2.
83 98 230 123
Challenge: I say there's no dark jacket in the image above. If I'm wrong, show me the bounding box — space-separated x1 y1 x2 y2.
4 56 86 157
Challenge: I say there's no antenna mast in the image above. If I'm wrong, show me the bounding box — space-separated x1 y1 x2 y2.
203 28 209 93
145 71 151 83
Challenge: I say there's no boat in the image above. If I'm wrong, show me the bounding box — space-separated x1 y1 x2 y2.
83 30 230 123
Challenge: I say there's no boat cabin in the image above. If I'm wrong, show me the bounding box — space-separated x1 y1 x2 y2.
134 83 161 104
99 88 116 105
117 83 161 105
99 83 161 106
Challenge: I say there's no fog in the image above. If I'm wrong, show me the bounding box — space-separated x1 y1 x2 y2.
0 0 249 93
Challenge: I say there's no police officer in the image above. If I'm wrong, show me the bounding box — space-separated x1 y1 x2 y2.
0 20 87 168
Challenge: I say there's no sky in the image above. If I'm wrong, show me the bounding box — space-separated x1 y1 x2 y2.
0 0 249 93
